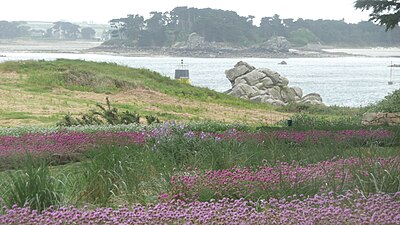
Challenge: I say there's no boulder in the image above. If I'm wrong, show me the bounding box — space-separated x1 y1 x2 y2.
267 86 282 100
225 61 324 106
277 76 289 87
261 77 274 88
226 65 251 84
230 83 258 99
186 33 206 49
298 93 323 104
258 68 280 84
291 87 303 98
234 61 256 71
243 70 267 86
264 98 286 106
225 61 255 84
257 36 291 53
280 87 297 102
362 112 400 126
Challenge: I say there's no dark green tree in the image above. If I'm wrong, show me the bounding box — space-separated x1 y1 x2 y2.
259 14 286 40
124 14 145 40
288 28 320 46
109 14 144 40
190 8 256 44
48 21 80 39
138 11 168 46
0 21 30 39
109 18 126 39
354 0 400 30
81 27 96 39
105 6 400 47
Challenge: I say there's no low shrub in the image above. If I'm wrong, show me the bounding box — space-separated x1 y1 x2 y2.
57 97 160 127
371 89 400 113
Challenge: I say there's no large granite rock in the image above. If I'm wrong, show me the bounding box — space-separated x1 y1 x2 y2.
172 32 232 50
362 112 400 126
225 61 324 106
255 36 291 53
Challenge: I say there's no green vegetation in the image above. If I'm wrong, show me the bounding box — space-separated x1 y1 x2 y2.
0 21 100 40
5 155 64 212
0 59 399 223
288 28 320 46
355 0 400 30
0 125 399 209
0 59 269 109
0 21 30 39
0 59 278 126
2 3 399 47
57 97 143 126
104 7 400 48
370 89 400 113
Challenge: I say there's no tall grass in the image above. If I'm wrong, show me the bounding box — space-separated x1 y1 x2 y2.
352 158 400 195
78 145 171 206
4 154 64 212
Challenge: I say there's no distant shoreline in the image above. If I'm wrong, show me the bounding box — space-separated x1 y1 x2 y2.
1 39 399 58
86 45 355 59
323 48 400 58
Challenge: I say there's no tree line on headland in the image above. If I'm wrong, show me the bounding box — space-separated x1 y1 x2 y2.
1 3 399 48
103 6 400 48
0 21 97 40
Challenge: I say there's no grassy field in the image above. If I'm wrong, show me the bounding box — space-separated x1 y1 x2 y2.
0 59 291 127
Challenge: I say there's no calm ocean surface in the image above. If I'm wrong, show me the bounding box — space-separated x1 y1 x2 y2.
1 52 399 107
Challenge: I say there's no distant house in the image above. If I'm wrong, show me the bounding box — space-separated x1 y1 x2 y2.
30 29 46 37
101 29 123 41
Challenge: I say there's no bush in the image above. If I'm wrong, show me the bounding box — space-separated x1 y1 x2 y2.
372 89 400 113
57 97 144 126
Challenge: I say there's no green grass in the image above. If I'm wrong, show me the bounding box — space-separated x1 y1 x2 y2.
0 111 33 120
3 155 64 212
1 133 398 208
0 59 273 110
0 59 287 126
153 103 206 114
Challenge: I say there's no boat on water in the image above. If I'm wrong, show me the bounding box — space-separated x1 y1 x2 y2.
388 62 397 85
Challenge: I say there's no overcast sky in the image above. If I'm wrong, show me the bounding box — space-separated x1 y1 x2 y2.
1 0 371 25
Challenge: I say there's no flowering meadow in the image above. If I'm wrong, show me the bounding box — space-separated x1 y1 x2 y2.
0 122 399 224
2 192 400 224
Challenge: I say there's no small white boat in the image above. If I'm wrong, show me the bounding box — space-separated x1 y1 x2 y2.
389 61 396 85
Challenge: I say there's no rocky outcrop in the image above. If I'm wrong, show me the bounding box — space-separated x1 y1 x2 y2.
172 33 231 50
253 36 291 53
362 112 400 126
177 33 208 49
225 61 323 106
